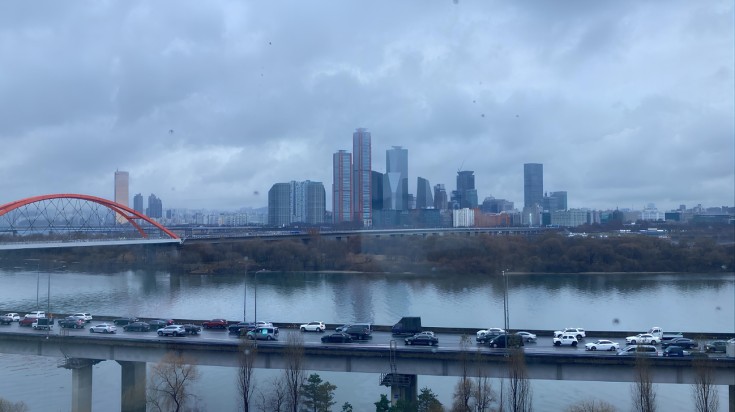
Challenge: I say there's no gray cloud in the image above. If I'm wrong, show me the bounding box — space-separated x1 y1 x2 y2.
0 0 732 211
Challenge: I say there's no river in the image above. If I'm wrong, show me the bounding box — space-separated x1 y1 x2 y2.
0 268 732 411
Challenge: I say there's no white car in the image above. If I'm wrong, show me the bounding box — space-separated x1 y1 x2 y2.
554 328 586 340
157 325 187 337
626 334 659 345
553 334 579 347
72 313 93 323
89 323 117 334
26 311 46 319
300 321 326 332
585 339 620 351
4 313 20 322
414 331 436 338
515 331 537 342
476 328 505 341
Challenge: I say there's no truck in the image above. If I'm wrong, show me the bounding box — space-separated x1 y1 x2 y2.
32 318 53 331
647 327 684 342
391 316 421 336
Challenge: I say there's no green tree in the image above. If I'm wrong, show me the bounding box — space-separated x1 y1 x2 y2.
417 387 443 412
341 402 354 412
300 373 337 412
375 394 391 412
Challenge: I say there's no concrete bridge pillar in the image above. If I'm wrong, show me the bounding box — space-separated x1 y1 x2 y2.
118 360 147 412
71 363 93 412
388 374 417 407
729 384 733 412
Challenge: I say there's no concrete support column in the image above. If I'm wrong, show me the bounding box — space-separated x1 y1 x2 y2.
71 364 93 412
729 384 734 412
118 360 147 412
390 374 417 407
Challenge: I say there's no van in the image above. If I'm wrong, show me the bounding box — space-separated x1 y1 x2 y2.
617 345 658 356
246 326 279 341
344 323 372 340
391 317 421 336
486 334 524 349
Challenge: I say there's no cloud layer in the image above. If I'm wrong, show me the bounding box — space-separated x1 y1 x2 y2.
1 1 732 211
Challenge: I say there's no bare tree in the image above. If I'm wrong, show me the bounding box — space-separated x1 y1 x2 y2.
472 367 495 412
631 355 656 412
0 398 29 412
505 348 532 412
691 358 719 412
566 399 616 412
237 338 258 412
257 376 288 412
283 332 306 412
147 352 200 412
451 335 474 412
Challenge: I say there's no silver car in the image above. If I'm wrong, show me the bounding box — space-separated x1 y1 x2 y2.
157 325 187 337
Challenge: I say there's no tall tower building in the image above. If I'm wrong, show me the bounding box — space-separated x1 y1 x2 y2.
333 150 352 224
386 146 408 210
416 177 433 209
433 184 448 210
268 183 291 227
147 194 163 218
114 170 129 223
352 128 372 227
290 180 326 224
524 163 544 208
133 193 144 214
456 170 477 209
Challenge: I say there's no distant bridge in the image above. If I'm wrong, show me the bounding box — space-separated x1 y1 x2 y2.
0 194 181 250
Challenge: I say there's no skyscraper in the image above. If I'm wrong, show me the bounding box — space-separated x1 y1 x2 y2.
456 170 477 209
133 193 144 214
290 180 326 224
268 183 291 227
433 184 448 210
543 191 568 212
114 170 129 223
371 170 384 212
386 146 408 210
416 177 433 209
147 194 163 218
332 150 352 224
352 128 372 227
524 163 544 208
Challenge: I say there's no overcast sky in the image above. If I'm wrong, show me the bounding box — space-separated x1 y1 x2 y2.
1 1 732 212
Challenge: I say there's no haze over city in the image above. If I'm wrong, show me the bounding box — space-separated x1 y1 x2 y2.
0 1 732 211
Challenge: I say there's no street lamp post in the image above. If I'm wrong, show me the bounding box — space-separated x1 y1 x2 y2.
243 258 248 322
502 269 510 333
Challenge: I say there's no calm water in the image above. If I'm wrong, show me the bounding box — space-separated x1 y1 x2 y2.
0 269 732 411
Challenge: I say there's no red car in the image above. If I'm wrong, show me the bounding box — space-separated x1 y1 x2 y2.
20 316 37 327
202 319 228 329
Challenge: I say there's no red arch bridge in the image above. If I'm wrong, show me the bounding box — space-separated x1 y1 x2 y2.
0 194 181 250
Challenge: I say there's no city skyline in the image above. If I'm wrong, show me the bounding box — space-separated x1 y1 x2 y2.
0 2 732 212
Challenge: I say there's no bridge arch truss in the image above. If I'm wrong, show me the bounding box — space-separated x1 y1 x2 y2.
0 194 179 244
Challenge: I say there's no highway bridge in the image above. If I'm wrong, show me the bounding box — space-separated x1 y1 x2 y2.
0 323 732 412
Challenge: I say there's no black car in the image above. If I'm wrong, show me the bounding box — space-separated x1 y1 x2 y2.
663 346 687 357
58 316 85 329
123 322 151 332
343 324 372 340
486 334 524 349
321 332 353 343
113 317 139 326
228 322 256 335
405 334 438 346
705 340 728 353
147 319 173 329
182 324 201 335
662 337 698 349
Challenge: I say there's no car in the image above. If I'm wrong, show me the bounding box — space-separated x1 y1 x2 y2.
157 325 187 337
89 323 117 334
321 332 353 343
19 316 37 327
0 314 13 325
553 334 579 347
58 316 85 329
32 318 53 330
113 317 139 326
342 324 373 340
414 331 435 338
585 340 620 351
617 345 658 356
663 346 689 357
4 313 20 322
625 333 659 345
246 326 279 341
26 311 46 319
123 322 151 332
300 321 326 332
515 331 537 343
704 340 728 353
335 324 351 332
182 324 201 335
147 319 174 329
228 322 254 334
486 334 524 349
661 337 698 349
476 327 505 342
405 333 439 346
71 313 93 323
554 328 586 340
202 319 229 329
